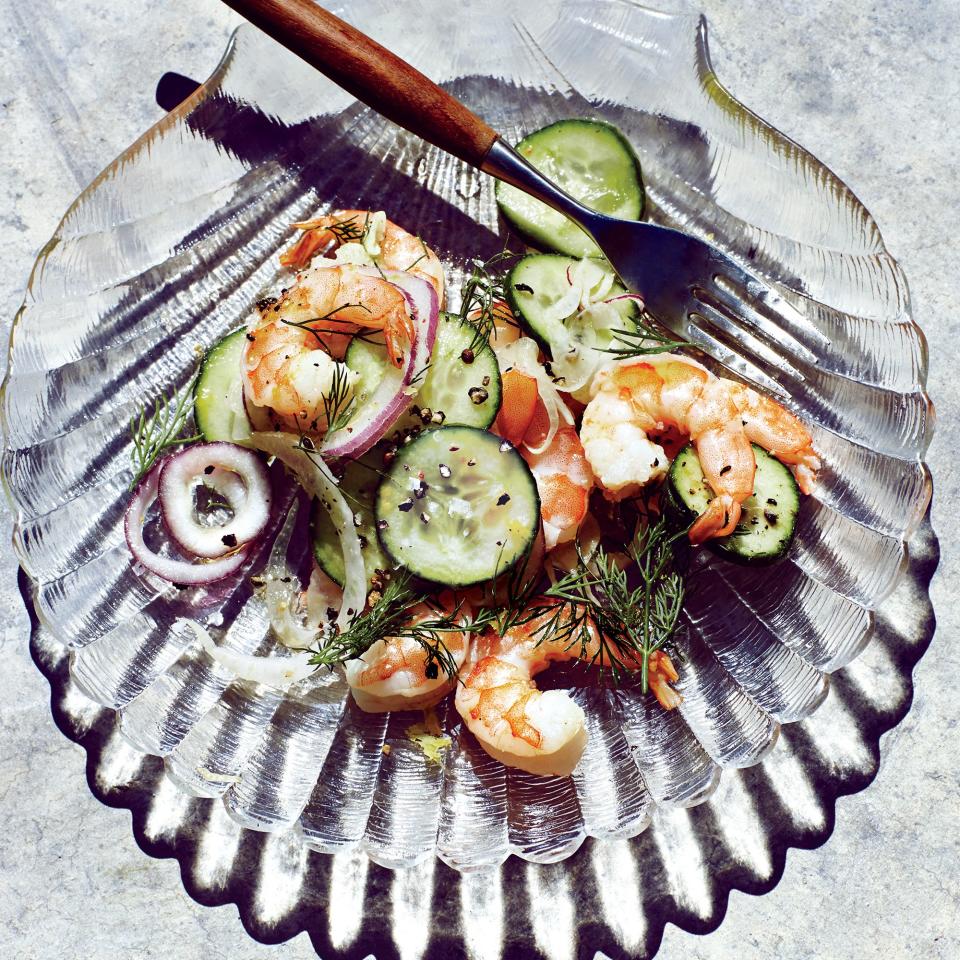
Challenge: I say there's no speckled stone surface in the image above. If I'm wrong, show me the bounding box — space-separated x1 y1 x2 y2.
1 1 956 958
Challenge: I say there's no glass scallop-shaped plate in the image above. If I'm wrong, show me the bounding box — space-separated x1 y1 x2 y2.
3 0 937 955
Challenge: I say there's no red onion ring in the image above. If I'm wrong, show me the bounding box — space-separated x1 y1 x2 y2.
158 442 271 558
124 466 249 584
203 466 247 509
320 271 439 460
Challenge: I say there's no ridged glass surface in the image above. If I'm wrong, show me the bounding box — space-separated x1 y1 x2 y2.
2 0 935 953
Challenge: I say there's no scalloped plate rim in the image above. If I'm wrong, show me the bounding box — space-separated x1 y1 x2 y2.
1 2 940 955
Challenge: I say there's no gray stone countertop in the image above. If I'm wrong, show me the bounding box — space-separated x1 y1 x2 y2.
0 1 956 957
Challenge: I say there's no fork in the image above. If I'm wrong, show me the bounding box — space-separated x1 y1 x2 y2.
222 0 822 399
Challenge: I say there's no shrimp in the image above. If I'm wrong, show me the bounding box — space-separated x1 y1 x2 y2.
646 650 682 712
580 355 817 544
345 604 470 713
455 605 681 777
726 382 820 494
280 209 446 305
520 427 594 552
242 263 415 432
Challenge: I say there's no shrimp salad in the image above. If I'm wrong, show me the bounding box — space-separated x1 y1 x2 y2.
124 120 818 779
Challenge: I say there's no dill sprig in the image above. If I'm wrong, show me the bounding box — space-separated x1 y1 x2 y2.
467 547 543 638
322 361 356 434
325 212 370 245
540 515 686 691
129 377 201 487
458 247 518 351
280 301 372 351
309 572 475 680
408 360 432 389
599 312 683 359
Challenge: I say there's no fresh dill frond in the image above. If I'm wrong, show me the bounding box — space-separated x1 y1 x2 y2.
129 376 201 487
308 572 470 681
325 213 369 245
322 361 357 434
458 247 518 351
309 573 412 668
280 301 372 351
599 313 683 359
404 602 472 680
541 515 686 690
409 360 432 388
468 547 543 638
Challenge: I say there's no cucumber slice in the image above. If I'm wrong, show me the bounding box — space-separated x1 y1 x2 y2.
346 312 501 430
665 443 800 565
495 119 644 258
375 426 540 587
311 448 390 588
419 312 501 427
194 328 251 443
506 253 636 396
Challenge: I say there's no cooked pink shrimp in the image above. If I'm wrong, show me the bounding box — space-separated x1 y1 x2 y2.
726 382 820 494
581 355 817 544
345 604 470 713
520 427 594 552
280 209 446 305
242 263 415 433
455 606 681 777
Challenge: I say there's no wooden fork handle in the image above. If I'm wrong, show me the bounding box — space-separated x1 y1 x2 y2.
222 0 499 166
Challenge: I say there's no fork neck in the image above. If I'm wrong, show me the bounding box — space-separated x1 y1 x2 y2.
481 138 601 236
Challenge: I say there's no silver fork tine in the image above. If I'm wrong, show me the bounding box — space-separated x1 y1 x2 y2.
701 273 825 365
691 290 808 381
676 316 792 401
688 300 804 387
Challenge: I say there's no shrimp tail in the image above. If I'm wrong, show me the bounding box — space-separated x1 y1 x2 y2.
648 650 682 710
794 453 821 495
383 309 416 369
279 222 332 269
648 673 683 710
688 495 740 543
